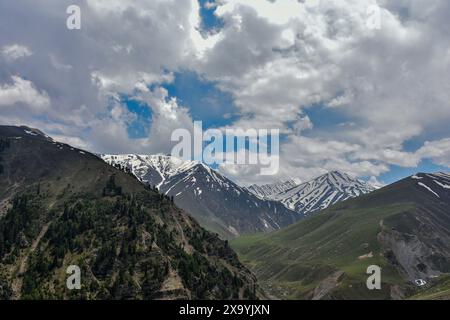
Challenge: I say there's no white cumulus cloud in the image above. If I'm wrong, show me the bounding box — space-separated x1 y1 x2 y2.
1 44 32 61
0 75 50 110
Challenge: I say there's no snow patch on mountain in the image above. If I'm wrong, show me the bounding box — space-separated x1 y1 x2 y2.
413 172 450 198
434 180 450 189
418 182 440 198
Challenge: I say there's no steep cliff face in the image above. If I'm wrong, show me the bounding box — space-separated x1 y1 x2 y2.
0 126 260 300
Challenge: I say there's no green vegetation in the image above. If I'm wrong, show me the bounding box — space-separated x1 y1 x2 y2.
0 126 259 300
0 138 11 174
232 178 450 300
0 186 255 299
231 208 406 299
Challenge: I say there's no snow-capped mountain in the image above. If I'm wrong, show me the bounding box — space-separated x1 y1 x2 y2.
102 154 198 188
269 171 375 215
101 154 299 238
246 179 301 200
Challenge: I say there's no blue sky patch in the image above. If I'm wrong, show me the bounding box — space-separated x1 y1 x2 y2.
198 0 223 32
303 104 354 133
380 159 449 184
123 97 152 139
164 71 238 129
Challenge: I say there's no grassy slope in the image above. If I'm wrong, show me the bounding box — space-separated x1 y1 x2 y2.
231 177 450 300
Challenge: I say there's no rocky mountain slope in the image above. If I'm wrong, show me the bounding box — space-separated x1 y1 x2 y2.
247 180 301 200
101 155 300 239
232 172 450 300
0 126 259 300
249 171 375 216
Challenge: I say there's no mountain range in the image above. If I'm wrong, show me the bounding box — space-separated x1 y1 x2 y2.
100 156 376 240
232 172 450 300
2 125 449 300
101 155 300 239
253 171 376 216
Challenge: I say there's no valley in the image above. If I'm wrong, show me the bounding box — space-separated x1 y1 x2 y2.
1 125 449 300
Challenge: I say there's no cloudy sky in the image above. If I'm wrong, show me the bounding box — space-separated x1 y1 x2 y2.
1 0 450 186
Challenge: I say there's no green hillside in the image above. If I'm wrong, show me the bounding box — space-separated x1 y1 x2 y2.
0 126 259 300
232 175 450 300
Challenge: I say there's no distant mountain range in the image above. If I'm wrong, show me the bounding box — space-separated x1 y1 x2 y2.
101 155 300 239
100 154 375 239
101 156 377 239
232 172 450 300
247 171 375 219
254 171 376 216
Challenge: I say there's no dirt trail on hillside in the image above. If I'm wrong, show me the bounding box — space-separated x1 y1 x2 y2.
11 222 51 299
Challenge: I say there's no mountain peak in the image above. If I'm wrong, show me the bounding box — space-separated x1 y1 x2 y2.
273 171 375 215
246 169 374 216
322 170 354 181
0 125 54 142
327 170 347 175
100 154 299 238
